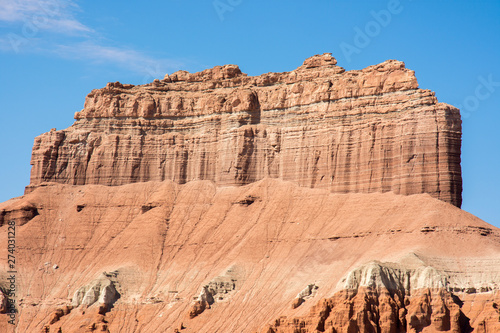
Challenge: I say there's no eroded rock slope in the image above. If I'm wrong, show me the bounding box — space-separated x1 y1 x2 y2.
1 179 499 332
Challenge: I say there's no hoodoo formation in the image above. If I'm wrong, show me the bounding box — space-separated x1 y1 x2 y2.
1 55 499 333
28 53 462 207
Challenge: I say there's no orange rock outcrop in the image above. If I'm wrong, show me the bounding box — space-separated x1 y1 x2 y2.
28 54 462 207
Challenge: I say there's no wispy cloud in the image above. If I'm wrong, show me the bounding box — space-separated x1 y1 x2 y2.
0 0 182 80
55 41 184 81
0 0 92 34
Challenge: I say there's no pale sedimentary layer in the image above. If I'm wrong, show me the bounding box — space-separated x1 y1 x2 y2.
28 53 462 206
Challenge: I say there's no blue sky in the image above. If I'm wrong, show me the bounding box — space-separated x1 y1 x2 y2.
0 0 499 227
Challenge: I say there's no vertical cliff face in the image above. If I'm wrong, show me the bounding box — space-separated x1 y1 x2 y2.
28 53 462 206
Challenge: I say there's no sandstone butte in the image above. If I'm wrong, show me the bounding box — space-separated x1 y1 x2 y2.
0 54 498 333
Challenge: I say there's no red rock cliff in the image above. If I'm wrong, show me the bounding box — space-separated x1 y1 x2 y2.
28 54 462 207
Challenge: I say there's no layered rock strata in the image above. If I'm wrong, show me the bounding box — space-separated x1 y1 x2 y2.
28 54 462 207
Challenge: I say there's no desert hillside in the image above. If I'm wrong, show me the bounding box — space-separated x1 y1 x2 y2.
1 179 500 332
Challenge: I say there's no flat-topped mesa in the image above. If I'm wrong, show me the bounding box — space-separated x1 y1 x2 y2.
28 53 462 207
